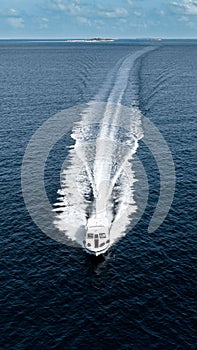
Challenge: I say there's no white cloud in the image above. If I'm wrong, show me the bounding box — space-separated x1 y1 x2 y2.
0 8 18 17
133 11 142 17
94 19 104 26
78 16 92 26
127 0 134 5
50 0 65 11
119 18 127 24
178 15 197 27
50 0 82 15
100 8 128 18
40 18 49 29
172 0 197 15
49 1 129 22
179 15 189 21
129 22 148 28
9 9 18 16
7 17 24 28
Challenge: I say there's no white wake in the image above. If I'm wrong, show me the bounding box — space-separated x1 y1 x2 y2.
53 47 153 247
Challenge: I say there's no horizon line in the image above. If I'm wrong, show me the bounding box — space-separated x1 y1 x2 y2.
1 37 197 40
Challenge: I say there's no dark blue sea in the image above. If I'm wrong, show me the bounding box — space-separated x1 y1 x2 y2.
0 39 196 349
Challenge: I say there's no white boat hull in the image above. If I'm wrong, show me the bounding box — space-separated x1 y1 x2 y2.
83 219 110 256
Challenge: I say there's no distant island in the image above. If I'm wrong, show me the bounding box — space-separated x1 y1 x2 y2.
64 38 114 43
148 38 162 41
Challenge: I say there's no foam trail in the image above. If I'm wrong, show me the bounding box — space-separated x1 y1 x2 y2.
53 46 154 246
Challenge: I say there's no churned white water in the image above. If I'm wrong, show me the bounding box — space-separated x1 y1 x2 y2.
53 47 154 247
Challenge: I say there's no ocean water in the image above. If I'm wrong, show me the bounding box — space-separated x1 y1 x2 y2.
0 40 196 349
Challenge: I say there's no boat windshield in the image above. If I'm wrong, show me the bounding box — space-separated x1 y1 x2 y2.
99 233 106 238
87 233 93 239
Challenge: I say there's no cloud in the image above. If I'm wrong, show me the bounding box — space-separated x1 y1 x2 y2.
7 17 24 28
77 16 92 26
99 8 128 18
2 7 25 28
40 18 49 29
129 22 148 29
127 0 134 6
127 0 143 6
48 1 131 21
172 0 197 15
0 8 19 17
9 9 18 16
178 15 197 27
119 18 127 24
50 0 82 15
94 19 104 26
179 15 190 21
133 11 142 17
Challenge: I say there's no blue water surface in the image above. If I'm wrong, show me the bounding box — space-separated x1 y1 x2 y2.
0 40 196 349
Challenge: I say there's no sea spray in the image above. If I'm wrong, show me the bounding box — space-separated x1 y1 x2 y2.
53 47 154 247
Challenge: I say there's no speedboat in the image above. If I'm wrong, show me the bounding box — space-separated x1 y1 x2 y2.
83 217 110 256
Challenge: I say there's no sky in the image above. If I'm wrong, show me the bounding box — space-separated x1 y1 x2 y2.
1 0 197 39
